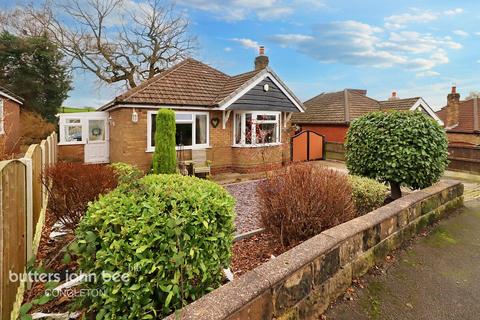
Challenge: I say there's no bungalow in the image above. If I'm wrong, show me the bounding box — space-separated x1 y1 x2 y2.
292 90 442 143
57 47 305 173
436 86 480 146
0 86 22 156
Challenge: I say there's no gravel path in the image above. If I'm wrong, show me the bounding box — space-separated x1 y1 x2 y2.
224 180 263 234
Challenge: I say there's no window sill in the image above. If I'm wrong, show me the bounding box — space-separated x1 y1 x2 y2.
58 141 85 146
146 145 211 153
232 142 282 148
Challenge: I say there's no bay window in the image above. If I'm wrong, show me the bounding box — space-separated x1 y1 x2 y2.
233 111 281 146
148 111 209 151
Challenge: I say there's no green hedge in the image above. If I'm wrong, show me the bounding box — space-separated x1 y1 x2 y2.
72 174 236 319
349 175 388 216
110 162 143 185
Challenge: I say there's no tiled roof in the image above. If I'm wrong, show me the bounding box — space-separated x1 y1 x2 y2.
379 97 420 111
292 89 380 124
436 98 480 133
104 59 262 108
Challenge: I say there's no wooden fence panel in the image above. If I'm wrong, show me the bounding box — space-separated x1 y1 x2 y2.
24 145 42 230
0 132 57 320
0 160 26 320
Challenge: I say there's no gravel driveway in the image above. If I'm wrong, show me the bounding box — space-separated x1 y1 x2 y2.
224 180 263 234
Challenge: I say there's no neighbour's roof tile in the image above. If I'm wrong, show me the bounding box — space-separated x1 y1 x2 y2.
437 98 480 133
379 97 420 111
292 89 380 124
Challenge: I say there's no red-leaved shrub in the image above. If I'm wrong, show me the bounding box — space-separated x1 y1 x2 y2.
42 162 118 231
257 164 356 246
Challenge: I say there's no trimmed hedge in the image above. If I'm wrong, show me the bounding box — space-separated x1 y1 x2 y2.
73 174 236 319
349 175 388 216
345 111 448 199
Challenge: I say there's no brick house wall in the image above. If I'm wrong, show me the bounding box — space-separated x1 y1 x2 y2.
0 98 21 156
58 144 84 162
300 124 349 143
108 107 292 173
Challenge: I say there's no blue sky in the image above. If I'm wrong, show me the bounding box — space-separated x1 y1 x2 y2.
5 0 480 110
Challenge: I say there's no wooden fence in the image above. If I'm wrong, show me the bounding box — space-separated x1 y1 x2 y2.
447 145 480 174
0 132 57 320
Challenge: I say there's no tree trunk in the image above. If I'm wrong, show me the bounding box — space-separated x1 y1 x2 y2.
389 181 402 200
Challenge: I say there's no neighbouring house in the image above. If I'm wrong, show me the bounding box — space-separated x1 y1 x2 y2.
0 86 22 156
436 86 480 146
292 89 443 143
57 47 305 173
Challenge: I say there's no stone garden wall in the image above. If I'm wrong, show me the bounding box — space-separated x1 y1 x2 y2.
166 180 464 320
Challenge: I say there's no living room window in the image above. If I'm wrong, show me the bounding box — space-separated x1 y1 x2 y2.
233 111 280 146
148 111 209 151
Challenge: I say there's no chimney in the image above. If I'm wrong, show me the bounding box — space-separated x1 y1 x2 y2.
388 91 399 101
254 46 269 70
446 86 460 128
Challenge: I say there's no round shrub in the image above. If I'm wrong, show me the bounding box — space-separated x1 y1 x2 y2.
73 174 236 319
348 175 388 216
257 164 356 246
345 111 448 199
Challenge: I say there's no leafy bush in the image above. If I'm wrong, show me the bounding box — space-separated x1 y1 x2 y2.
153 109 177 174
257 164 355 246
73 174 236 319
42 162 117 231
110 162 143 185
349 175 388 216
345 111 448 199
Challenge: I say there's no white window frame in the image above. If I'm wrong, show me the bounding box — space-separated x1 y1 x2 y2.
0 99 4 135
58 112 109 145
147 110 210 152
232 111 282 147
59 116 85 145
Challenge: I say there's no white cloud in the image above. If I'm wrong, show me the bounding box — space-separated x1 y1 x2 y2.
177 0 293 21
224 47 232 52
230 38 259 50
270 20 461 72
384 7 465 29
416 70 440 77
453 29 469 37
384 11 438 29
444 8 464 16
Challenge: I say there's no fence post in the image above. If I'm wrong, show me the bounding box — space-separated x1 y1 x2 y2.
18 157 33 262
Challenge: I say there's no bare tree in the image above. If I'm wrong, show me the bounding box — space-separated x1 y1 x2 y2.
12 0 195 88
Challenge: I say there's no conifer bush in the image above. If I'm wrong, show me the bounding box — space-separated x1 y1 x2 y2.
152 109 177 174
72 174 236 318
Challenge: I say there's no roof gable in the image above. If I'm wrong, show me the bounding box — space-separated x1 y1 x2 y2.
99 58 304 112
227 77 299 112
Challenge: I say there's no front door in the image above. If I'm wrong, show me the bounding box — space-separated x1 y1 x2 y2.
84 118 109 163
